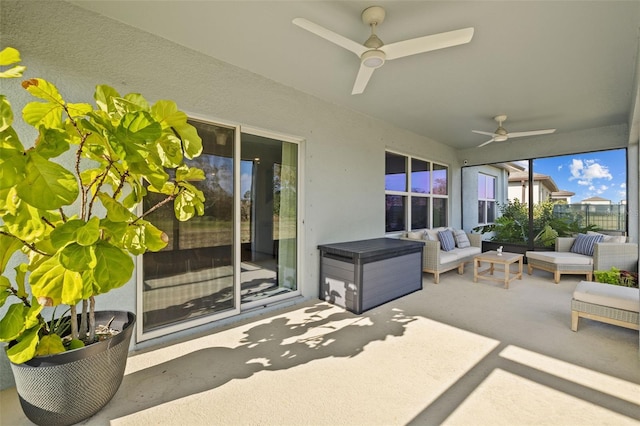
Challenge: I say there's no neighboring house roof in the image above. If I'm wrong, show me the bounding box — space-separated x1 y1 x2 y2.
580 196 611 203
551 190 575 198
508 171 560 193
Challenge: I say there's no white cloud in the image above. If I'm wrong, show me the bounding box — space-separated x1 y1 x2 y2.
620 182 626 189
588 185 596 191
568 158 612 184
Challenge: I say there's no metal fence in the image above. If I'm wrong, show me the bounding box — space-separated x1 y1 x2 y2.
552 204 627 233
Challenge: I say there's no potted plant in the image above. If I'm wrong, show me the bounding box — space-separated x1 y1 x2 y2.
0 47 206 425
474 199 598 254
594 267 639 288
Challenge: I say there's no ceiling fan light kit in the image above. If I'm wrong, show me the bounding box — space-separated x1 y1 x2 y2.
361 50 385 68
292 5 474 94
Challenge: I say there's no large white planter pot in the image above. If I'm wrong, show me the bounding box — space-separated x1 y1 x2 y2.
9 311 135 426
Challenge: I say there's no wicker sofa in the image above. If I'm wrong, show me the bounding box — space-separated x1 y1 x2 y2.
400 229 482 283
526 236 638 284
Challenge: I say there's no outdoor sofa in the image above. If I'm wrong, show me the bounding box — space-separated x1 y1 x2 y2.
526 232 638 284
400 228 482 283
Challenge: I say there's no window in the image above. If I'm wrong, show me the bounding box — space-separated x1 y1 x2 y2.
478 174 496 224
385 151 448 232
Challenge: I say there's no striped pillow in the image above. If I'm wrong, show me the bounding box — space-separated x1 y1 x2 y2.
453 229 471 248
570 233 603 256
438 229 456 252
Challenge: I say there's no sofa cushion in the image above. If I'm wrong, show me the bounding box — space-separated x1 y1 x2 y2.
586 231 627 244
453 229 470 248
526 251 593 266
439 246 481 264
438 229 456 252
570 233 603 256
573 281 639 312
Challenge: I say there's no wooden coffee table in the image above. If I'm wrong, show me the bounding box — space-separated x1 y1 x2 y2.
473 251 524 289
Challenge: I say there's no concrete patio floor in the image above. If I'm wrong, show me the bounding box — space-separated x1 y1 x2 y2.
1 267 639 425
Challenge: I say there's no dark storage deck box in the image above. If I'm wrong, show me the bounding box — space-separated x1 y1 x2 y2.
318 238 423 314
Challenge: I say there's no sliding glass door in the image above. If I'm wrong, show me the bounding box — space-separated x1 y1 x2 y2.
140 121 299 338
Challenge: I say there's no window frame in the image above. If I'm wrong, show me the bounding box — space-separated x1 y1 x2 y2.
385 150 449 233
478 173 496 225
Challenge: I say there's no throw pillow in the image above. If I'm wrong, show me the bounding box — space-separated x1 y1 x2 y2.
438 229 456 252
406 230 425 240
453 229 471 248
586 231 626 244
570 233 603 256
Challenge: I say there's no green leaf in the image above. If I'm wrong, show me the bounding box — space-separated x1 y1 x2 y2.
174 185 204 221
14 264 28 299
34 127 70 158
94 85 121 113
0 95 14 132
75 216 100 246
36 334 66 357
0 233 23 274
6 325 40 364
92 241 133 293
50 219 84 249
174 122 203 159
151 100 180 125
68 339 85 350
59 242 97 272
176 165 205 182
1 189 48 242
155 133 183 168
116 111 162 142
0 47 21 66
21 78 65 128
122 221 168 255
66 102 92 119
0 148 26 190
29 256 84 306
16 151 79 210
0 303 27 342
24 299 43 329
0 47 25 79
0 282 10 307
97 192 135 222
0 123 24 156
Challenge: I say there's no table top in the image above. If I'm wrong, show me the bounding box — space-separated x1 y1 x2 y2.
474 250 523 263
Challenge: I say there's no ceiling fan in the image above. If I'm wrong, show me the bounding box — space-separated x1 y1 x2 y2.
292 6 474 95
473 115 556 148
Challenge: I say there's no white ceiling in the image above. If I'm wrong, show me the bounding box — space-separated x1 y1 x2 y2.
71 1 640 150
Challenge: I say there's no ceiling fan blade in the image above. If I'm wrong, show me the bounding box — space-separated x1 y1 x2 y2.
293 18 367 57
472 130 495 137
352 64 376 95
381 27 474 60
508 129 556 138
477 138 495 148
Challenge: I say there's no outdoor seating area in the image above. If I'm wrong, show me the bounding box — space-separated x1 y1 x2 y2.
526 235 639 284
2 268 638 425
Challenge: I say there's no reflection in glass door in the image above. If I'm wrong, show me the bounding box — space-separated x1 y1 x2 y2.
141 121 236 333
240 133 298 304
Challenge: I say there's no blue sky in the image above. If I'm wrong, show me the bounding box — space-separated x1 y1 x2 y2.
532 149 627 203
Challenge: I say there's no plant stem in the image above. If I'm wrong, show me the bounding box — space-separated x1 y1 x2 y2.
132 191 178 224
0 231 51 256
88 296 96 342
70 304 78 340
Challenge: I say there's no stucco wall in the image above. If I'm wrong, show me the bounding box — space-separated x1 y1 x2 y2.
0 1 462 388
